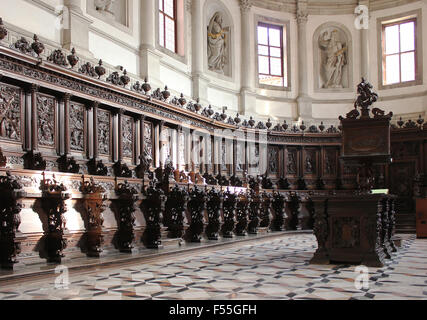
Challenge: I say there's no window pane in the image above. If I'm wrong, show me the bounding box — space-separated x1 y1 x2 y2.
385 25 399 55
259 75 283 87
385 54 400 84
270 47 281 58
269 28 281 47
270 57 282 76
400 21 415 52
165 17 175 51
257 26 268 45
401 52 415 82
159 0 163 12
164 0 174 17
258 45 268 56
159 14 164 47
258 56 269 74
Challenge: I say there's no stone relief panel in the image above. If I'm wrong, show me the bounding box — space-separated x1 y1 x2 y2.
207 7 231 77
88 0 129 27
0 83 22 143
98 109 111 156
324 148 337 176
236 141 244 172
69 102 85 152
122 115 133 159
37 93 56 148
314 23 352 91
286 148 298 176
304 149 317 175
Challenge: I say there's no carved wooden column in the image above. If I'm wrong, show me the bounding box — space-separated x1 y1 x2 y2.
260 191 273 229
187 186 207 242
63 93 71 155
79 176 107 257
141 181 165 248
235 191 250 236
92 101 99 160
30 84 39 151
222 188 237 238
272 191 286 231
310 198 329 264
164 185 188 239
113 180 138 253
40 173 70 263
117 109 124 162
206 187 223 240
0 173 26 269
248 189 261 234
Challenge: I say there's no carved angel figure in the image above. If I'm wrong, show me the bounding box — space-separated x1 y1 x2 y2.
94 0 115 15
319 30 347 88
207 12 227 73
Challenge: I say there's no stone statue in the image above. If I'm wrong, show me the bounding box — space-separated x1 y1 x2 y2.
94 0 115 15
318 29 347 88
207 12 227 73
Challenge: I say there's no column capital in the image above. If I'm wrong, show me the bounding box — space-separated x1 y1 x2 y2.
239 0 252 13
296 0 308 24
186 0 192 12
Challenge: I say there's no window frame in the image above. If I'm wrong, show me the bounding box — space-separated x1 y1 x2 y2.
159 0 178 54
257 22 285 88
254 16 291 92
381 18 417 86
377 10 423 90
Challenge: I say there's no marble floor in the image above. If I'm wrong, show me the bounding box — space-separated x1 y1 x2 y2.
0 233 426 300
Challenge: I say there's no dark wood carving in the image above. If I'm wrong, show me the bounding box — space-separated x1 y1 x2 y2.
222 188 237 238
114 180 138 253
235 191 250 236
113 161 132 178
40 173 70 263
37 93 56 148
248 189 261 234
87 158 108 176
0 147 5 167
0 83 22 143
271 191 286 231
164 185 188 239
0 172 26 269
69 102 85 152
57 155 80 174
142 180 165 249
186 186 206 242
23 150 46 170
47 49 68 67
79 176 107 257
205 187 223 240
260 191 273 228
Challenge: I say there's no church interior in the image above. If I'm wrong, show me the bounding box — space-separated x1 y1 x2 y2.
0 0 426 302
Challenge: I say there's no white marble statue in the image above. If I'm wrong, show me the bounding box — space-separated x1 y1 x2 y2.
94 0 115 15
318 30 347 88
207 12 227 73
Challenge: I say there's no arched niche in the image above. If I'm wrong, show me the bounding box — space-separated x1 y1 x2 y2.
313 22 353 92
204 0 234 78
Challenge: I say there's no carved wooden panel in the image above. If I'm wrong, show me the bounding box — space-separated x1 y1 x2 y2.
122 115 133 159
69 102 85 152
248 143 259 175
98 109 111 156
285 147 299 176
221 139 227 172
268 145 279 174
236 141 244 172
389 161 416 213
0 82 22 144
303 148 318 176
332 217 361 248
178 131 185 170
143 121 153 162
36 93 56 148
323 147 338 177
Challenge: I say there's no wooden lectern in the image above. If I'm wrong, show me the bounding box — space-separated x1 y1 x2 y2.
310 79 398 267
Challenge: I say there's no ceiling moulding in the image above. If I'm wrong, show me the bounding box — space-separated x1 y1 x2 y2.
252 0 421 14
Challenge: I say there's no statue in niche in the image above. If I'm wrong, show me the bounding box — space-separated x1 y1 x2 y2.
94 0 115 16
207 12 227 73
318 29 347 88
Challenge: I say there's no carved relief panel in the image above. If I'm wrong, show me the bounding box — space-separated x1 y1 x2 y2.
303 148 318 176
178 131 186 171
221 139 227 172
285 147 299 177
122 115 133 159
323 147 338 177
0 82 23 144
268 145 279 175
235 140 245 172
36 93 56 149
143 121 153 166
98 109 111 156
248 143 260 176
69 102 85 152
